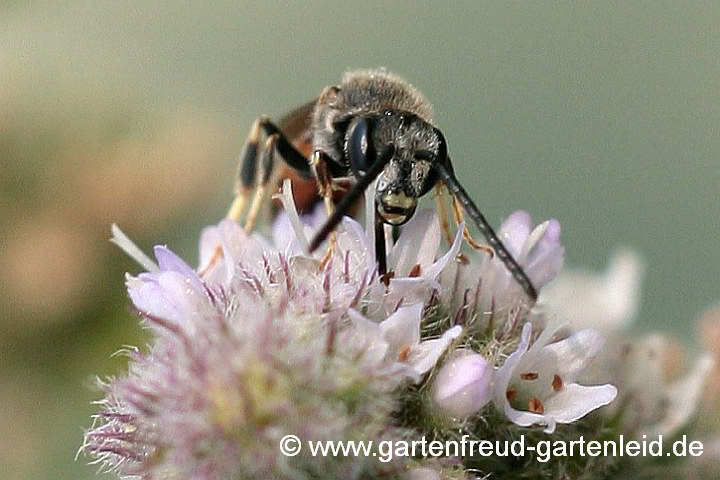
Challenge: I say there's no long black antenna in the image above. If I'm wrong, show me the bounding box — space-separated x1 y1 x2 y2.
433 162 538 301
308 144 395 253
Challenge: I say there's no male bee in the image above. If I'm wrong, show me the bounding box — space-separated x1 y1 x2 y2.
228 69 538 301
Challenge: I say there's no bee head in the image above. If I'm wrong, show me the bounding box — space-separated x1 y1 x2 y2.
346 113 447 226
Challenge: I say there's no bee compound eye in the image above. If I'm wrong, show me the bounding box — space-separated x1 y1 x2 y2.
348 118 376 176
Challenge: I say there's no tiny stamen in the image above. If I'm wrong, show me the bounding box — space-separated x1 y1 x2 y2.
380 271 395 286
408 263 422 277
110 224 159 272
273 179 310 252
529 397 545 414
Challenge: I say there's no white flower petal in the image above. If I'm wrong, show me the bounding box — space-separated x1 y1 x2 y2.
339 216 374 272
541 329 605 381
386 278 439 310
154 245 193 274
495 322 617 433
153 245 206 295
542 383 617 424
641 354 714 439
503 402 554 433
423 222 464 280
127 271 207 326
197 219 241 282
273 179 310 253
380 303 423 351
271 211 301 255
198 218 240 267
494 323 558 431
409 325 463 376
388 209 440 275
346 309 390 367
522 219 565 288
498 211 532 258
198 219 272 284
494 322 533 403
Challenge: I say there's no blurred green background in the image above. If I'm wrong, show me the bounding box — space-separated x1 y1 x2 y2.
1 1 718 479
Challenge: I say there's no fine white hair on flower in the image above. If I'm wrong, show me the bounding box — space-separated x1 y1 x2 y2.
85 180 720 480
271 179 324 255
89 195 494 478
493 322 618 434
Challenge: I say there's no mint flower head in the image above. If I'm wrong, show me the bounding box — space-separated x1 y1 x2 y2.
83 179 630 480
86 222 410 479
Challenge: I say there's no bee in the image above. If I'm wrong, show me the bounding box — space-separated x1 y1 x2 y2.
227 69 538 301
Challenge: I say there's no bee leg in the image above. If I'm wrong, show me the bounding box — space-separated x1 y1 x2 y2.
310 151 337 267
451 195 495 258
226 118 262 221
202 117 315 278
244 135 277 233
433 183 455 246
255 116 313 177
228 116 314 222
434 160 537 301
200 119 266 277
242 118 316 232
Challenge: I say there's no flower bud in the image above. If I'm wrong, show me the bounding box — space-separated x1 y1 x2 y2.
432 350 493 418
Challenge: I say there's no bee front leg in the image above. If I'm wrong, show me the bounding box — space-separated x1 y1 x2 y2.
310 151 338 267
230 116 313 225
451 195 495 258
433 183 455 246
199 118 264 277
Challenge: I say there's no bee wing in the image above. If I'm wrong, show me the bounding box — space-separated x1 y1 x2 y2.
279 98 317 157
275 98 319 212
